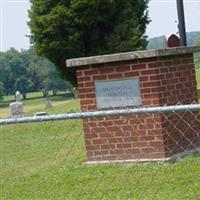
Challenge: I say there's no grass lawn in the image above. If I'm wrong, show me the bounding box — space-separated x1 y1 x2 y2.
1 120 200 200
1 93 200 199
0 92 79 118
196 68 200 102
196 69 200 89
194 51 200 85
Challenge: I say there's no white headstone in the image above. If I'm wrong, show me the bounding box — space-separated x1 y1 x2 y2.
9 102 24 117
15 91 21 102
74 91 79 99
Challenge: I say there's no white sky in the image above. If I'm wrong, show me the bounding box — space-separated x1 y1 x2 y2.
0 0 200 52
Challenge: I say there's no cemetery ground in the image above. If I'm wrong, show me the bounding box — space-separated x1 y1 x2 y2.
0 91 200 199
0 91 79 118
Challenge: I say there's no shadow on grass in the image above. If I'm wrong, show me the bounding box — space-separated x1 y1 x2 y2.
191 151 200 158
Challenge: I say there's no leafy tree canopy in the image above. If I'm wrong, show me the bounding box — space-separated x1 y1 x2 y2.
28 0 150 84
0 48 73 99
0 81 5 99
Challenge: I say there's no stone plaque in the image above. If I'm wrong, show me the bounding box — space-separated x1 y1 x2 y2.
95 78 141 108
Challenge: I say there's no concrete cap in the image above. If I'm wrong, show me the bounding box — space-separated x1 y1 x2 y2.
66 46 200 67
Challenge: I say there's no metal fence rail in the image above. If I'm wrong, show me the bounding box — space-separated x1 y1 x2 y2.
1 104 200 125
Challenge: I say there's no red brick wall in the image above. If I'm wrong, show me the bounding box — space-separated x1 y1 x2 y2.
83 114 166 161
76 54 199 161
162 111 200 157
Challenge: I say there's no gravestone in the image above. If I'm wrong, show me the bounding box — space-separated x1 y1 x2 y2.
9 91 24 117
167 34 180 47
74 90 79 99
15 91 21 102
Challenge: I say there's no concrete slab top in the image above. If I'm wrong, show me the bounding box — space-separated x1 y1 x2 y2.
66 46 200 67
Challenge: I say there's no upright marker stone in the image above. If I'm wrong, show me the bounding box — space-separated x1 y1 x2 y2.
167 34 180 47
15 91 21 102
9 91 24 117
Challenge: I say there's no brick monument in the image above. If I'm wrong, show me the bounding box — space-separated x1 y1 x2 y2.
66 46 200 164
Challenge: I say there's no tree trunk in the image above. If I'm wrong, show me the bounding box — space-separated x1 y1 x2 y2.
52 89 57 96
43 90 49 97
22 93 26 100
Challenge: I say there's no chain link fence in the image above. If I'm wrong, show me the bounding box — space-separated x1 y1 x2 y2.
1 103 200 199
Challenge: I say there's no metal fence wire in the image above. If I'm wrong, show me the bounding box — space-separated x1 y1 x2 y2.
1 104 200 200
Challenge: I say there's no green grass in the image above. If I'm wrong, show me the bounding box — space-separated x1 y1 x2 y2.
0 120 200 200
194 51 200 90
196 69 200 89
1 92 200 199
1 121 200 200
196 68 200 102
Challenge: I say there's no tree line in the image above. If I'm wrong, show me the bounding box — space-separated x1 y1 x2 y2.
0 48 73 100
0 0 150 100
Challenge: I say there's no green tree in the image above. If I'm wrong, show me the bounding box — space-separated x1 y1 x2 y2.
40 61 71 96
21 49 50 92
0 81 5 99
0 48 72 97
4 49 32 98
0 53 7 96
28 0 150 84
0 53 6 81
14 76 32 99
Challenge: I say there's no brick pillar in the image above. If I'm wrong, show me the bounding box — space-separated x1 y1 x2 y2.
67 46 200 163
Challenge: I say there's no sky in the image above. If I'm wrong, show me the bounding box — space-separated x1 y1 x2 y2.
0 0 200 52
